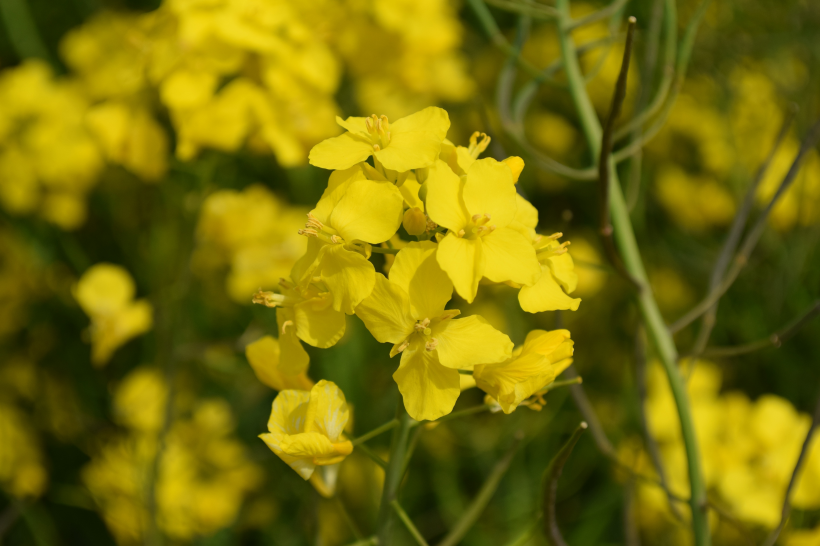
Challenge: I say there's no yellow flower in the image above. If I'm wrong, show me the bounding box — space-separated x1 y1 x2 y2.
295 164 404 313
426 158 541 303
518 233 581 313
112 367 168 433
73 263 153 366
355 241 513 420
260 380 353 480
245 335 314 391
309 106 449 172
474 329 574 414
0 401 48 498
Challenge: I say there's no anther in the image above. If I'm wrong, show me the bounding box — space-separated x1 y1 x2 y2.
396 339 410 353
280 320 294 334
373 144 381 152
425 338 439 351
457 229 465 237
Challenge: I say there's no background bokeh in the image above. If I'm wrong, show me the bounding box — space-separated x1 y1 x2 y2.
1 0 820 544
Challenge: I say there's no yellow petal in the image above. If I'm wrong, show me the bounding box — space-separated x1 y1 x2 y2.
245 335 313 390
74 263 136 317
354 274 414 344
474 351 554 414
304 380 350 442
547 252 579 294
374 107 450 172
435 316 513 369
389 241 452 319
393 341 460 421
509 194 538 240
266 389 311 435
424 159 469 232
319 245 376 314
292 296 347 348
518 268 581 313
335 115 369 136
480 227 541 286
521 329 571 357
259 432 316 480
277 308 314 365
311 164 365 224
279 432 338 458
330 179 403 243
462 158 517 228
436 234 484 303
309 132 373 171
398 172 423 209
503 156 525 183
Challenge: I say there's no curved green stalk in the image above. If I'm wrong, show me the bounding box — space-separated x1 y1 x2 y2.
375 404 414 545
553 1 710 544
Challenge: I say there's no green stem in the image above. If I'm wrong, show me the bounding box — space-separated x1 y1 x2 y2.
409 404 491 428
390 501 430 546
351 419 399 446
0 0 57 69
554 2 709 544
370 246 400 255
376 403 414 545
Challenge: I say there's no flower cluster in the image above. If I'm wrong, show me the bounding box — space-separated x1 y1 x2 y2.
249 106 580 482
626 360 820 542
83 367 263 544
194 185 308 303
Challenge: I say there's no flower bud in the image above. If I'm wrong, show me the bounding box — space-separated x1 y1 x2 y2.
403 207 427 236
502 156 525 183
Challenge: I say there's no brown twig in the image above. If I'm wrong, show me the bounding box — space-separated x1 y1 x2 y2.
762 385 820 546
634 327 683 521
599 16 642 290
700 300 820 358
689 108 797 356
670 117 820 334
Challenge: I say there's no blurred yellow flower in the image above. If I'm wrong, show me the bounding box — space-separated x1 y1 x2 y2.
260 380 353 480
73 263 153 366
0 401 48 498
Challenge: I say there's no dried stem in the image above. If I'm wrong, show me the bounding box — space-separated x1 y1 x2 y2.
701 300 820 358
670 118 820 334
598 16 642 290
689 107 797 356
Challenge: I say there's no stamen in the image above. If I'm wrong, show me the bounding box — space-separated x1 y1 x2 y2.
373 144 381 152
252 290 286 308
280 320 294 334
425 338 439 351
547 232 564 240
457 229 465 238
396 339 410 353
298 228 318 237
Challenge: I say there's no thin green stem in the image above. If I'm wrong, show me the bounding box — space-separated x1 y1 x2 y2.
376 403 414 545
390 501 430 546
351 419 399 446
554 1 710 544
0 0 57 68
410 404 491 428
335 497 364 541
438 432 524 546
355 443 388 469
540 376 583 394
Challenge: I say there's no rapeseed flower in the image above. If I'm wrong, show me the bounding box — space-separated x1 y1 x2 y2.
426 158 541 303
474 329 574 414
245 335 314 391
309 107 450 172
260 380 353 480
518 233 581 313
355 242 513 420
73 264 153 366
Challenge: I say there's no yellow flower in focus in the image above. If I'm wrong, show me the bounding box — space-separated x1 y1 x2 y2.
355 242 513 420
309 106 450 172
260 380 353 480
245 335 314 391
73 263 153 366
426 159 540 303
474 329 574 414
518 233 581 313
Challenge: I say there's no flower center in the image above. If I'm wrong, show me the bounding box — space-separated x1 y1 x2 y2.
455 213 496 239
365 114 392 151
298 212 343 244
467 131 491 159
535 232 570 263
